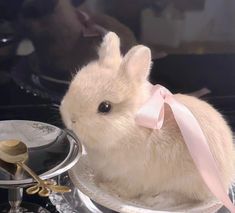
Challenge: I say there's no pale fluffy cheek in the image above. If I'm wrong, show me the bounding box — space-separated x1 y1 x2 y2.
73 125 119 149
95 127 124 148
97 117 136 148
72 117 133 150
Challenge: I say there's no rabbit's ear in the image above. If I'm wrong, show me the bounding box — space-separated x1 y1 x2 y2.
98 32 122 68
121 45 151 82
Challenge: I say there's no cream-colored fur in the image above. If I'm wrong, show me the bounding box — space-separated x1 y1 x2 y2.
60 32 235 205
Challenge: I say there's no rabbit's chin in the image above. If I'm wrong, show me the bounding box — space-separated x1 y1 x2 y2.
74 129 127 152
71 123 146 156
70 115 142 151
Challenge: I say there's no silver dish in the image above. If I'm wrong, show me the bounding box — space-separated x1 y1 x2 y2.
68 155 234 213
51 169 235 213
50 172 114 213
0 120 82 188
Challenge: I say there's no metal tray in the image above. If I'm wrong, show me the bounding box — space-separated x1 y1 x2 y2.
0 120 82 188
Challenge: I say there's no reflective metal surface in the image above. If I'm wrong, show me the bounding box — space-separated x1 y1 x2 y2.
0 120 82 187
50 172 114 213
50 172 235 213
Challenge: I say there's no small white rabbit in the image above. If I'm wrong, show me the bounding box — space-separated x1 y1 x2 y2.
60 32 235 207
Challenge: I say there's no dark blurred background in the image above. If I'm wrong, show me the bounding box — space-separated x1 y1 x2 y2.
0 0 235 212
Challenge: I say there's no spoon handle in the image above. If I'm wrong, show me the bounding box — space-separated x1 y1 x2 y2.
17 161 44 185
17 161 71 196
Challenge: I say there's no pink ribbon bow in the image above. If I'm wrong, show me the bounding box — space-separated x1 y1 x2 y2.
135 84 235 212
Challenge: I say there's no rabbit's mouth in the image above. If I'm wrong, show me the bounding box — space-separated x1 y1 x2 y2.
71 114 77 124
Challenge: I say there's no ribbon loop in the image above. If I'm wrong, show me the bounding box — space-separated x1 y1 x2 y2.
135 84 235 212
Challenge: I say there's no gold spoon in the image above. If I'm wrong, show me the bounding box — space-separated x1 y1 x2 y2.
0 140 71 197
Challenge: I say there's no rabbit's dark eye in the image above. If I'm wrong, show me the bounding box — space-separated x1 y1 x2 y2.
98 101 112 113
